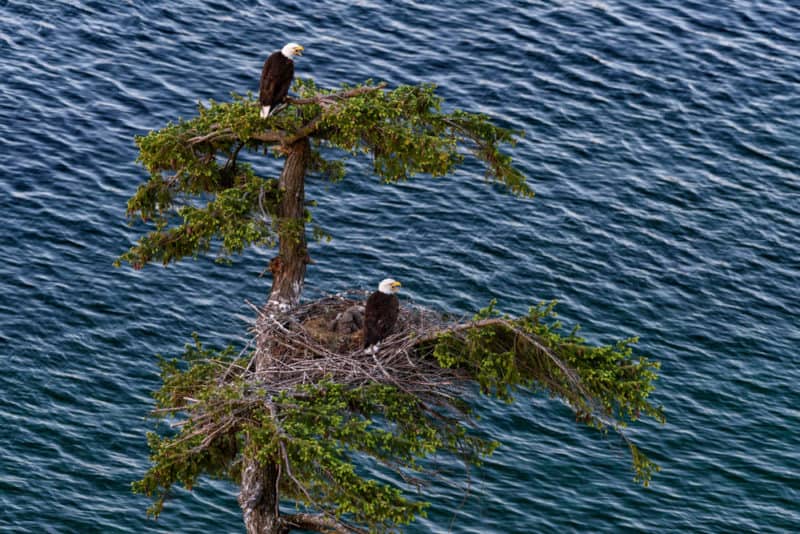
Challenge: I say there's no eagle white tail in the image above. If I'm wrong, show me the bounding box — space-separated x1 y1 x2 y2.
260 106 271 119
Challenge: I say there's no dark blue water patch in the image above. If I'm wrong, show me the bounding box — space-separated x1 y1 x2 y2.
2 0 800 531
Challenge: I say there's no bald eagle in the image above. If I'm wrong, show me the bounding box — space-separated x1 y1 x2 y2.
364 278 401 349
259 42 304 119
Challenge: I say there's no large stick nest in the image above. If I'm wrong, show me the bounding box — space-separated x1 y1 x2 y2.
246 291 595 414
248 292 471 397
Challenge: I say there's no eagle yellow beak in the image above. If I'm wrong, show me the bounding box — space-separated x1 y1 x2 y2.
296 46 304 56
392 281 402 288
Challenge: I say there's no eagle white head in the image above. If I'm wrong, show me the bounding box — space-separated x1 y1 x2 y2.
281 42 304 58
378 278 402 295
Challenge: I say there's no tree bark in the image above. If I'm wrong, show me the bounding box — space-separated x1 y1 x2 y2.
268 138 311 310
239 460 282 534
240 138 311 534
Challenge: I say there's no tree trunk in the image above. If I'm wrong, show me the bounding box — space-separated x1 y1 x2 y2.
239 138 311 534
239 461 283 534
268 138 311 310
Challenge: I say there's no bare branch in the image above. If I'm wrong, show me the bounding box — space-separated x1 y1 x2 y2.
281 513 365 534
288 83 387 106
186 127 233 145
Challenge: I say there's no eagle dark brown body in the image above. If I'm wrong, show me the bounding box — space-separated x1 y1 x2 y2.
363 289 399 348
259 51 294 117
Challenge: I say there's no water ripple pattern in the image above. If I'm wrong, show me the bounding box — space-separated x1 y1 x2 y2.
1 1 798 532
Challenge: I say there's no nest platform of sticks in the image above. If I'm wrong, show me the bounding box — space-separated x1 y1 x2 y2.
248 292 474 396
246 291 587 405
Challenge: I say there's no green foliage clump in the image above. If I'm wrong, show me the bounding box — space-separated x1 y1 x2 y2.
134 336 496 531
132 336 247 517
433 300 664 485
117 169 281 268
292 79 530 196
118 80 530 270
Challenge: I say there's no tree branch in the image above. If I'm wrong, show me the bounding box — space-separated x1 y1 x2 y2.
188 128 227 144
288 83 387 106
250 130 288 144
187 128 285 146
284 115 323 145
420 317 602 415
281 513 365 534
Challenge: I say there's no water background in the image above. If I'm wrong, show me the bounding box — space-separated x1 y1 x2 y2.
1 1 799 532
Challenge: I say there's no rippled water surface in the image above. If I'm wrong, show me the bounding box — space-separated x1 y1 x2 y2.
2 1 799 532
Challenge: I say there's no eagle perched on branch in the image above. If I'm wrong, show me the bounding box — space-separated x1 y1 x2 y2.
259 42 304 119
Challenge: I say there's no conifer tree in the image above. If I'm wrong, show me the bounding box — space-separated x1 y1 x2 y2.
121 80 664 533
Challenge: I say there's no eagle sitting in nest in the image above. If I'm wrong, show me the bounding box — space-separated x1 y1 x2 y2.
323 278 402 351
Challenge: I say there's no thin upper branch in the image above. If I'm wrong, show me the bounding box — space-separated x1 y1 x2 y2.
188 128 285 146
288 83 387 106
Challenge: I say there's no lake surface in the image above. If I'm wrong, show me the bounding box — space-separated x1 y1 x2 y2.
1 1 799 532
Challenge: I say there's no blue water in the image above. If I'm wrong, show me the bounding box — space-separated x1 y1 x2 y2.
1 0 799 532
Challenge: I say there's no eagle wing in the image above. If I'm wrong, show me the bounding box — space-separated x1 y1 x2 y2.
364 293 399 348
259 54 279 107
259 53 294 108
